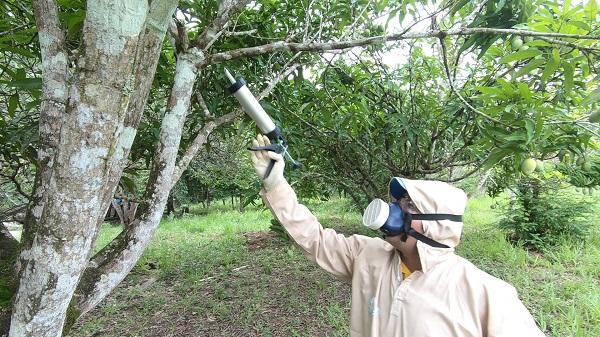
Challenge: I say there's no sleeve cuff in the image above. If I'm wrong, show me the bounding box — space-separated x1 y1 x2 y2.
260 180 294 205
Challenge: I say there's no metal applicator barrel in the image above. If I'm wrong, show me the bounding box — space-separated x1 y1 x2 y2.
225 68 284 179
225 69 276 135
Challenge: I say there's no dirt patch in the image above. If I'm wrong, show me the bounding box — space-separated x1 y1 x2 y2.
243 231 280 252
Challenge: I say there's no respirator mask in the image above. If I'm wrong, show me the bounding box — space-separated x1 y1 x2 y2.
362 178 463 249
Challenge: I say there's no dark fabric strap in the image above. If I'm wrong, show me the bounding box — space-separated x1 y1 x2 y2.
411 213 462 222
408 229 450 249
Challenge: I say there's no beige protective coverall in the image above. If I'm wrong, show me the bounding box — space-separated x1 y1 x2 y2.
261 178 545 337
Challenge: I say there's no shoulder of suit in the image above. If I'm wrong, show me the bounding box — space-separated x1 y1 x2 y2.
455 255 516 291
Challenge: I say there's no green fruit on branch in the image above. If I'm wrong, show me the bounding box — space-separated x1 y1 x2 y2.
511 37 524 50
521 158 537 174
590 111 600 123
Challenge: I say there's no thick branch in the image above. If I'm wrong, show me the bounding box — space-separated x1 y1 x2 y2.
88 0 179 244
32 0 68 105
224 29 258 37
194 0 251 50
0 205 27 223
195 92 212 116
12 2 161 335
202 27 600 66
27 0 69 229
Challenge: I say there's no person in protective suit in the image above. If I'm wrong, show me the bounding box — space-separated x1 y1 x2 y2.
250 134 545 337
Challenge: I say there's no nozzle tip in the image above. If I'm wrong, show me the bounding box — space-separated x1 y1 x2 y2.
224 68 235 84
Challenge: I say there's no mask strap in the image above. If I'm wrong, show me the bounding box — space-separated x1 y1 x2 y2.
407 229 450 248
400 213 461 249
411 214 463 222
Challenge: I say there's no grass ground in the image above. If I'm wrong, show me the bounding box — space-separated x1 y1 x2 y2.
69 192 600 337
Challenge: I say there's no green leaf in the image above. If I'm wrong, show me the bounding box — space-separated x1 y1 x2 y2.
482 148 513 170
3 47 37 58
514 58 545 78
477 86 504 96
518 83 532 102
119 176 137 194
563 61 574 94
5 78 42 90
551 48 560 63
499 49 542 63
585 0 598 21
449 0 470 15
525 119 535 144
541 50 560 84
504 132 527 142
568 20 591 31
15 68 26 80
581 87 600 105
8 94 18 117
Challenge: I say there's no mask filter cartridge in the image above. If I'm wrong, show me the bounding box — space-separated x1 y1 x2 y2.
362 199 406 236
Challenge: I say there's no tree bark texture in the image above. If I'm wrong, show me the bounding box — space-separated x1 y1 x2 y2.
9 1 176 336
73 49 202 318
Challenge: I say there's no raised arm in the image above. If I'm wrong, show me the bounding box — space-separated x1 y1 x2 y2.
250 134 367 280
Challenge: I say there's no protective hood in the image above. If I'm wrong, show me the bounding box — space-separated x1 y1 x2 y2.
389 177 467 249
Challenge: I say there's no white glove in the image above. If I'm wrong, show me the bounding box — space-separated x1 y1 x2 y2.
250 134 286 190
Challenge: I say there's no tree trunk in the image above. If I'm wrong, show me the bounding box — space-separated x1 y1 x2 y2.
9 2 176 336
71 49 202 323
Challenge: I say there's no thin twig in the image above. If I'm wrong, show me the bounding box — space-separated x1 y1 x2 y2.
195 92 212 117
223 29 258 37
0 23 29 37
538 36 600 53
576 122 600 139
438 36 511 127
198 265 249 282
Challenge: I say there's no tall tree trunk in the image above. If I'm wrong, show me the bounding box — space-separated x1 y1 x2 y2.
9 1 176 336
72 49 202 321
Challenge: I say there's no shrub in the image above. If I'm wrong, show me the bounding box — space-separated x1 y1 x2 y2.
498 178 593 250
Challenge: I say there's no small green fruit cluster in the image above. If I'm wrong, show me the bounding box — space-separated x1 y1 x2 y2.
511 35 532 51
521 158 537 174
